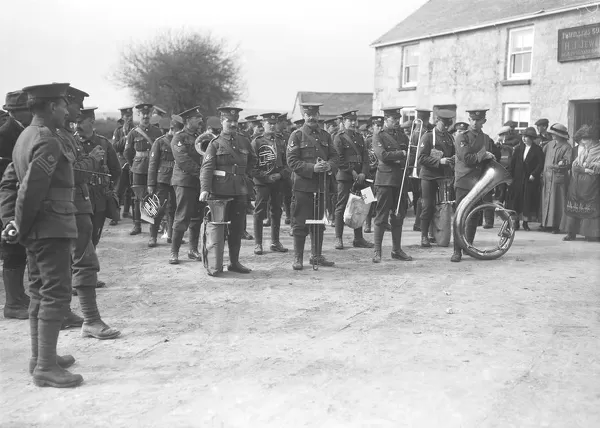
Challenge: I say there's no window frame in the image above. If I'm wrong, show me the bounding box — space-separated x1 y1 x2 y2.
507 25 534 80
401 44 420 88
503 103 531 131
401 107 416 124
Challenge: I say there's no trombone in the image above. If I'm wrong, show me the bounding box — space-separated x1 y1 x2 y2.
396 118 423 215
305 158 328 270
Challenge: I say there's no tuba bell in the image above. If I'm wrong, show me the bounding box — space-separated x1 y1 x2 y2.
453 159 516 260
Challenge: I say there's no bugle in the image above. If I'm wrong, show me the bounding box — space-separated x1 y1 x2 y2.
396 118 423 215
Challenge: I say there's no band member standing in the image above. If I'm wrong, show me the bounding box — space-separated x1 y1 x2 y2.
287 103 339 270
451 109 497 262
124 103 163 236
333 110 373 250
410 109 431 232
371 112 413 263
363 121 377 234
418 109 456 247
200 107 256 273
276 113 293 225
169 107 204 264
147 114 184 248
112 106 134 223
75 107 121 247
251 113 290 255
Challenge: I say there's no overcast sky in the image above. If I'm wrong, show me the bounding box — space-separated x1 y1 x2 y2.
1 0 426 114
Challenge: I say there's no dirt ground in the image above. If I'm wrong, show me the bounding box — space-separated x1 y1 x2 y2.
1 212 599 428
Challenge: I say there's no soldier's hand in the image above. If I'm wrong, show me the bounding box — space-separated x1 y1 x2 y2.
483 151 495 160
270 173 282 181
199 191 209 202
1 220 19 244
440 157 448 165
147 186 155 195
529 174 535 182
357 173 366 184
89 146 105 163
314 162 329 173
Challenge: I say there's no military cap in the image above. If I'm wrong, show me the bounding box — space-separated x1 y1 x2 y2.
179 106 203 120
3 90 28 111
245 114 262 124
547 123 568 139
171 114 184 125
466 109 489 120
436 109 455 120
340 110 359 120
498 125 512 136
382 107 402 118
454 122 469 132
149 115 161 125
153 106 167 116
534 118 549 127
400 120 413 129
206 116 221 129
66 86 89 107
503 120 517 128
370 116 385 126
158 117 171 130
135 103 154 112
23 83 70 101
119 106 134 114
299 103 322 115
79 106 98 120
238 118 246 124
218 106 243 120
358 124 368 132
277 113 288 122
324 118 337 125
260 113 280 124
293 118 305 126
416 108 432 120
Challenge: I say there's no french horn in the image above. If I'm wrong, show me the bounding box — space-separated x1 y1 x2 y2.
453 159 516 260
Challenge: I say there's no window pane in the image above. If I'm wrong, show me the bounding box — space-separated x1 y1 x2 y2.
521 53 531 72
522 29 533 48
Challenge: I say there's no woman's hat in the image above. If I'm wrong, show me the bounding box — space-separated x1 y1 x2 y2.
520 127 538 139
547 123 569 139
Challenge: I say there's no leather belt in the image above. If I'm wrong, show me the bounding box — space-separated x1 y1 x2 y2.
161 160 175 167
214 165 246 176
135 151 150 158
45 187 75 202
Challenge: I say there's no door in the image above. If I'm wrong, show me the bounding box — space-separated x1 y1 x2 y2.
574 100 600 130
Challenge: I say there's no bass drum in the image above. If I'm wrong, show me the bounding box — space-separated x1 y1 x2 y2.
429 177 454 247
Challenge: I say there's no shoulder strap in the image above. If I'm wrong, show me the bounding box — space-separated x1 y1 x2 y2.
134 127 153 145
341 131 363 158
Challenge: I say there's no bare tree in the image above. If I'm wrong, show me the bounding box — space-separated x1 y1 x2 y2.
113 29 244 115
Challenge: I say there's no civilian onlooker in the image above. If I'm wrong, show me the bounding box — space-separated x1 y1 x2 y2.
507 127 544 231
562 125 600 241
539 123 571 233
535 118 552 149
493 125 515 205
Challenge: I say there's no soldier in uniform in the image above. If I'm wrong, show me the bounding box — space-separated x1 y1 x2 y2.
401 119 413 139
409 109 432 232
112 106 134 223
371 110 413 264
75 107 121 247
169 107 204 264
124 103 163 235
0 90 32 319
276 113 293 225
325 118 338 135
147 114 184 247
251 113 290 255
196 116 222 155
363 120 377 234
287 103 338 270
0 83 83 387
451 109 497 262
333 110 373 250
418 110 456 247
199 106 256 274
245 115 263 139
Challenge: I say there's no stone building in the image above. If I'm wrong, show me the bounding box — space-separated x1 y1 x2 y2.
371 0 600 137
291 92 373 125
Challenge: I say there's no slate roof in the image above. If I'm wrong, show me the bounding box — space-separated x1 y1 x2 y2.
292 92 373 120
372 0 599 47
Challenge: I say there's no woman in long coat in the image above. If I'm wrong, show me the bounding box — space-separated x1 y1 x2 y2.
508 127 545 230
540 123 572 233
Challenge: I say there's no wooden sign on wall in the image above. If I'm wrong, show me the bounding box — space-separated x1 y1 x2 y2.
558 23 600 62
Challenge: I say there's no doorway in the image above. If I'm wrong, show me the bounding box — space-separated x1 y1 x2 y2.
572 99 600 132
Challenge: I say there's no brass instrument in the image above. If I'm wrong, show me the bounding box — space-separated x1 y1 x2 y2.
140 193 166 224
257 144 277 174
396 118 423 215
453 159 516 259
305 158 328 270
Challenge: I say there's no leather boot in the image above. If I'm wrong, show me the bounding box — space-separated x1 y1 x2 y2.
364 217 372 234
270 219 288 252
353 227 374 248
3 266 29 319
292 234 305 270
33 318 83 388
228 244 252 273
166 212 174 243
334 216 344 250
169 229 184 264
310 228 334 266
28 302 75 375
188 226 202 261
451 230 462 262
372 225 384 263
413 200 422 231
148 223 158 248
78 287 120 340
61 307 83 330
254 216 263 255
421 216 432 248
391 226 412 261
483 207 494 229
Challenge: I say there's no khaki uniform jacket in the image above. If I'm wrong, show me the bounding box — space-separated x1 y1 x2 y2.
418 129 455 181
454 128 492 190
251 131 290 186
333 129 369 182
148 133 175 186
124 125 162 175
171 129 202 189
372 129 407 187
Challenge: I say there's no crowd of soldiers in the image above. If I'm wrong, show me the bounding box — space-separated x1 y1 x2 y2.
1 80 598 389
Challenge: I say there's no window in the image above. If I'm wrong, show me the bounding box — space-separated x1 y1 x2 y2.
401 107 416 123
507 26 534 79
504 104 531 130
402 44 419 87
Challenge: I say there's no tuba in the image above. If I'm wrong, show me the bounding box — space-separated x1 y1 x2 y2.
453 159 516 260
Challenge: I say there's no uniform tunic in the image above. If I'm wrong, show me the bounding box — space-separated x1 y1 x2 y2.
112 123 133 203
540 140 571 229
0 117 77 321
251 131 289 221
124 125 162 194
286 124 338 236
148 133 177 229
372 128 408 227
